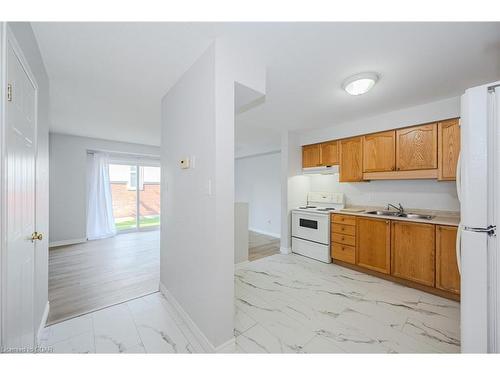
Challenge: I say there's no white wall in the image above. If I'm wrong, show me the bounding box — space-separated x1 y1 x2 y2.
300 96 460 145
49 133 160 244
235 152 281 237
1 22 51 342
280 131 310 253
160 41 265 349
309 174 458 211
297 96 461 212
234 202 249 264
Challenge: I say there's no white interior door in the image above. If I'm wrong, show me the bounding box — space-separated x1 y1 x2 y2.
3 39 37 349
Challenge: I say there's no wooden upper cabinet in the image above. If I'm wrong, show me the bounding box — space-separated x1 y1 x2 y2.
391 221 436 286
302 144 321 168
339 137 363 182
396 123 438 171
362 131 396 172
356 217 391 274
320 140 339 166
438 118 460 181
436 225 460 294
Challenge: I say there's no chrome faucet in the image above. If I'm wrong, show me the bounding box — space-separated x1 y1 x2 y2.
387 203 404 213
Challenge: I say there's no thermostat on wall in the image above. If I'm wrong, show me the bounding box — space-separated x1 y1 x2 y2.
180 158 190 169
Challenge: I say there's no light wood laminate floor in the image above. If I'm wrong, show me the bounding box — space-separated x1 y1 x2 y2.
248 231 280 261
48 231 160 325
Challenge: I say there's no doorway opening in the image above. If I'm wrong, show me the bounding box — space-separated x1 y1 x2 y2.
46 153 161 325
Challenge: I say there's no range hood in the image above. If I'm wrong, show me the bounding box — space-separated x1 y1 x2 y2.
302 165 339 175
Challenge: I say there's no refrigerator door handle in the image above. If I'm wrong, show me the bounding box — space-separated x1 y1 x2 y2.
464 225 497 236
456 224 462 275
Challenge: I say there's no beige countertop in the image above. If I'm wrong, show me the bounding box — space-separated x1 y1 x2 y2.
335 205 460 227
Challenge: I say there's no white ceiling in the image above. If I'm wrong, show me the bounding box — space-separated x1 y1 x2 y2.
32 22 500 155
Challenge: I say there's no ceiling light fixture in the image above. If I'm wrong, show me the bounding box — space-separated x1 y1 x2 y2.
342 72 379 96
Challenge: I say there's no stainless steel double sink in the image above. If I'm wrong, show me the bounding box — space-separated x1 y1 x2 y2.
365 210 434 220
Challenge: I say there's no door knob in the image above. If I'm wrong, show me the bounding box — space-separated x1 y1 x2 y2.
31 232 43 241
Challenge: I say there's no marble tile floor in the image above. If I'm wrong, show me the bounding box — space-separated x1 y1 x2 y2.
40 253 460 353
39 292 205 353
232 254 460 353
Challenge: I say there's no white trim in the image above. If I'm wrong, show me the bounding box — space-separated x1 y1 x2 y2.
1 24 40 349
249 227 280 239
280 246 292 255
159 283 213 352
159 282 235 353
49 238 87 248
0 21 6 350
215 337 236 353
235 149 280 160
235 260 250 269
36 301 49 344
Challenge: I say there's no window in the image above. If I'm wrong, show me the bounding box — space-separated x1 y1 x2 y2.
127 166 145 190
128 166 137 190
109 163 160 231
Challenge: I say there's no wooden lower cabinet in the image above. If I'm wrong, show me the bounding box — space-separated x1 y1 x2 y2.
356 217 391 274
330 214 459 300
331 243 356 264
391 221 436 286
331 213 357 265
436 225 460 294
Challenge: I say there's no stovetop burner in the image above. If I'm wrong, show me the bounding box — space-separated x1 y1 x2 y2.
299 206 317 209
316 207 337 211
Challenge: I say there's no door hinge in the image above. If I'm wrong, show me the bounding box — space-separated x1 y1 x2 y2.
7 83 12 102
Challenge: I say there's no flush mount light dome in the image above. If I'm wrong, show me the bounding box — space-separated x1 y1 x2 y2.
342 72 379 96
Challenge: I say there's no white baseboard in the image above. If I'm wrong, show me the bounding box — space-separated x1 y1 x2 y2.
37 301 50 344
159 283 235 353
215 337 236 353
49 238 87 248
235 260 250 269
249 228 280 239
280 246 292 254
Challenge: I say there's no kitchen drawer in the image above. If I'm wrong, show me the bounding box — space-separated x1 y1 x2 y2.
332 214 357 226
332 232 356 247
332 243 356 264
332 223 356 236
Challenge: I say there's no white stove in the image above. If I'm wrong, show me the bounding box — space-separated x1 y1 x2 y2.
291 192 345 263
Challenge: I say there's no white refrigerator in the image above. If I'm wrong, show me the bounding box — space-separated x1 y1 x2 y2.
459 81 500 353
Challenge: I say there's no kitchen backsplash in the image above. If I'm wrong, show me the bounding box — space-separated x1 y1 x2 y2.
308 174 459 212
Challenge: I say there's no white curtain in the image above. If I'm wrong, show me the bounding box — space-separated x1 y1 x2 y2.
86 152 117 240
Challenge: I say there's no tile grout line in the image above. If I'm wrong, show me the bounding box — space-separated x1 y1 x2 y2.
124 300 147 353
91 312 96 353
